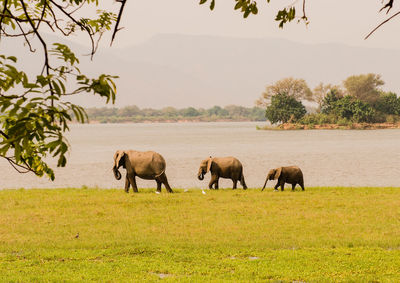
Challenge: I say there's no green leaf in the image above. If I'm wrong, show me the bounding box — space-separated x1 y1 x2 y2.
234 2 242 10
252 5 258 14
210 0 215 10
243 7 251 18
7 56 17 62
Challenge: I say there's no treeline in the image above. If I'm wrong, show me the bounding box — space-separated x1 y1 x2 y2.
257 74 400 127
84 105 266 123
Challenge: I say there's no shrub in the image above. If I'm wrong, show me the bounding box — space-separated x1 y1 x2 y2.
386 115 399 124
337 117 351 127
299 113 337 125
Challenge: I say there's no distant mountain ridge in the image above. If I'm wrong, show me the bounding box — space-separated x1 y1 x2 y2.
2 33 399 108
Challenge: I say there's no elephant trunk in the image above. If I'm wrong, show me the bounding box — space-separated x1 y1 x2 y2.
198 170 204 180
113 166 122 180
261 176 269 191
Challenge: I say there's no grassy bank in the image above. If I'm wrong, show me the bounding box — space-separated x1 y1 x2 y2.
1 187 400 281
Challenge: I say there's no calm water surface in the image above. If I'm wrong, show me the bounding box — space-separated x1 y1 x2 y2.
1 122 399 189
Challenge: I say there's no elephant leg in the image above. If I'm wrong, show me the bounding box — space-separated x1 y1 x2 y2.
127 174 138 193
291 183 296 191
214 177 219 190
300 180 305 191
124 174 130 193
209 175 217 189
274 182 280 191
232 179 237 190
159 173 173 193
240 175 248 190
156 180 162 192
280 181 285 191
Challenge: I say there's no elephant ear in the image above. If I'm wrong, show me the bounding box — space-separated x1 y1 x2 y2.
274 167 282 180
114 150 126 168
206 157 213 173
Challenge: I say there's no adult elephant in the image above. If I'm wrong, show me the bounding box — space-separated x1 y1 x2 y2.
113 150 173 193
262 166 304 191
197 156 247 190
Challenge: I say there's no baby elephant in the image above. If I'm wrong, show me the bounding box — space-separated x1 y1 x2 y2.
262 166 304 191
197 156 247 190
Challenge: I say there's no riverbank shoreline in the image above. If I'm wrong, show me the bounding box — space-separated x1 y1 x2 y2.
85 118 265 124
257 122 400 130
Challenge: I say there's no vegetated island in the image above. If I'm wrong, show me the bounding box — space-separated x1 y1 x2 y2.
256 74 400 130
82 74 400 129
83 105 266 123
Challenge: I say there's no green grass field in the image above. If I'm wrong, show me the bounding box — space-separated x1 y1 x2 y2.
1 187 400 282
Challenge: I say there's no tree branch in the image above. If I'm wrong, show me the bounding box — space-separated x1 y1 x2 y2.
46 4 74 37
110 0 127 46
365 10 400 39
14 18 35 52
19 0 54 108
0 131 39 175
380 0 394 14
302 0 307 20
0 0 8 39
48 0 96 58
5 157 33 174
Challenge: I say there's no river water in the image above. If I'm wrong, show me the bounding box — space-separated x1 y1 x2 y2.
1 122 399 189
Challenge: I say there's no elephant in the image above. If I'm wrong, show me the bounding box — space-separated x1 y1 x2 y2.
197 156 247 190
113 150 173 193
262 166 304 191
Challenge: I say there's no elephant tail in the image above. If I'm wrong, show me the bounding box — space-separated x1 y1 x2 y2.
154 169 165 178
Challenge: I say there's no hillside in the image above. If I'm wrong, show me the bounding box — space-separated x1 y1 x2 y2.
2 34 399 108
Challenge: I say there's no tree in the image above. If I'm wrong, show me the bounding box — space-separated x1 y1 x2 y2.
86 107 117 119
265 93 306 124
118 106 141 117
224 105 245 116
161 107 178 118
343 74 384 105
0 0 124 179
181 107 201 117
321 89 343 115
207 106 229 117
250 106 266 121
336 96 376 123
256 77 313 107
313 83 343 112
375 92 400 115
322 95 376 123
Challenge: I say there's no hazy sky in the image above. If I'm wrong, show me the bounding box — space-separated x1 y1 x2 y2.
91 0 400 49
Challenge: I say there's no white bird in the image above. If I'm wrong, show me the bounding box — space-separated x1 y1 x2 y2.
184 189 189 192
202 190 206 195
155 191 160 194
